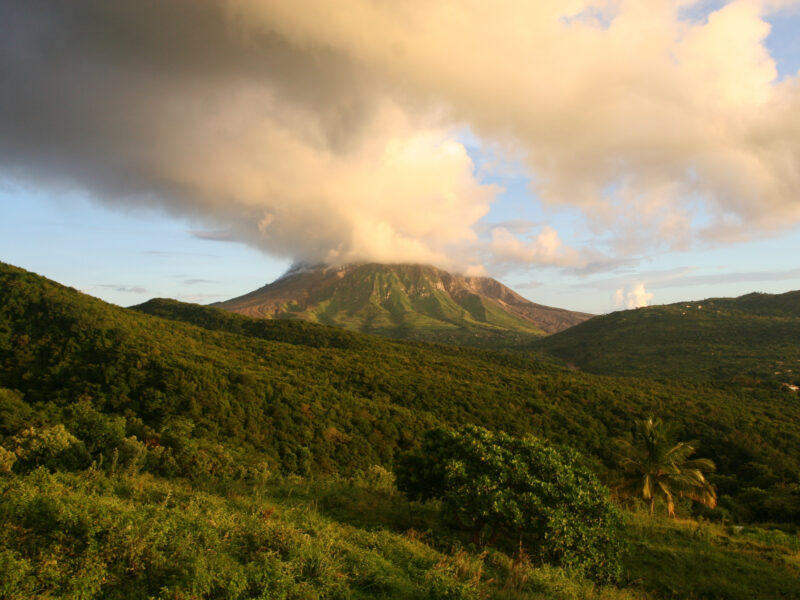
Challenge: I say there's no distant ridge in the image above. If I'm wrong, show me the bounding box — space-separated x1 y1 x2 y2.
214 263 592 345
534 290 800 382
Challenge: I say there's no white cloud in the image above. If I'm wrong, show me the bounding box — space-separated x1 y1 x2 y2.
613 283 654 309
2 0 800 273
487 226 584 267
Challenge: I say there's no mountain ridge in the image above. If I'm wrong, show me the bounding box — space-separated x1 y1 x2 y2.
213 262 593 346
534 290 800 382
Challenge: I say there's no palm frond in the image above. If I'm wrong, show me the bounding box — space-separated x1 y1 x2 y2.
616 417 717 517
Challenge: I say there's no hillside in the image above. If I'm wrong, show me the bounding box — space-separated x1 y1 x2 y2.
1 260 799 523
534 291 800 383
213 263 592 346
3 261 800 598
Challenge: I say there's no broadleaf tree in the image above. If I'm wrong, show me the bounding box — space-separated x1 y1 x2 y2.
395 425 624 583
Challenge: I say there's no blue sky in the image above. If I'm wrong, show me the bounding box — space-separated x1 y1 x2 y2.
1 1 799 314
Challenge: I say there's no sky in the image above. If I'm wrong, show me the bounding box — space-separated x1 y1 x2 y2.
1 0 799 314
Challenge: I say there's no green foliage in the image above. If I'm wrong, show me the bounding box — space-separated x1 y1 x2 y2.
535 294 800 383
2 260 800 523
356 464 397 494
0 468 615 600
396 426 624 582
618 417 717 517
0 387 33 435
0 445 15 474
0 464 797 599
9 424 88 471
115 435 148 473
62 398 127 456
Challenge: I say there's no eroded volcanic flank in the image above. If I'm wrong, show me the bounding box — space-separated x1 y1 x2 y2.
213 263 592 345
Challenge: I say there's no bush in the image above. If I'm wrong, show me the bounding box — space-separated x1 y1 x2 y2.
10 425 89 471
396 425 624 582
115 436 148 474
357 464 397 493
0 446 16 474
62 399 126 457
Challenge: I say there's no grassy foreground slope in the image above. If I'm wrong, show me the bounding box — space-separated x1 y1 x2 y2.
3 468 799 600
534 292 800 383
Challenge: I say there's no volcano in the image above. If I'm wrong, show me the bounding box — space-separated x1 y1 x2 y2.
214 263 592 346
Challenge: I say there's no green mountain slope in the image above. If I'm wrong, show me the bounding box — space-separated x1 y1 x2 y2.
3 260 800 597
2 260 799 525
534 292 800 383
213 263 592 346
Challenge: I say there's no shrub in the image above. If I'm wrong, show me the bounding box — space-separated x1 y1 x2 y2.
0 446 16 474
10 424 89 471
62 398 126 456
115 436 148 474
396 425 624 582
357 464 397 493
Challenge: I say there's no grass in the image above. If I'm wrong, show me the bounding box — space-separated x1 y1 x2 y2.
3 467 797 600
623 510 800 599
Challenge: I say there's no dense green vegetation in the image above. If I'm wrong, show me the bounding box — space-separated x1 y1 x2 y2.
2 465 798 599
2 261 799 522
617 417 716 517
2 260 800 597
396 426 624 582
534 293 800 384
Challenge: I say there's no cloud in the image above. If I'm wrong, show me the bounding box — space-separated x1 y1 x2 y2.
581 265 800 291
176 293 227 303
659 267 800 288
2 0 800 273
613 283 654 309
96 284 148 294
578 267 696 289
190 230 237 243
487 226 585 268
514 280 544 290
183 279 217 286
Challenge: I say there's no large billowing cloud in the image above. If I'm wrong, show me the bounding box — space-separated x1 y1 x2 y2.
1 0 799 272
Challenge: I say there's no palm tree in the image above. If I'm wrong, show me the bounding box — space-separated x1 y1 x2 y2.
617 416 717 517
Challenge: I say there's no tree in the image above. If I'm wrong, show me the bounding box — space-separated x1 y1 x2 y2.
617 416 716 517
395 425 623 582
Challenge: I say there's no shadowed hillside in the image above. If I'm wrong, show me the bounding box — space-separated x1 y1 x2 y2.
534 292 800 384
